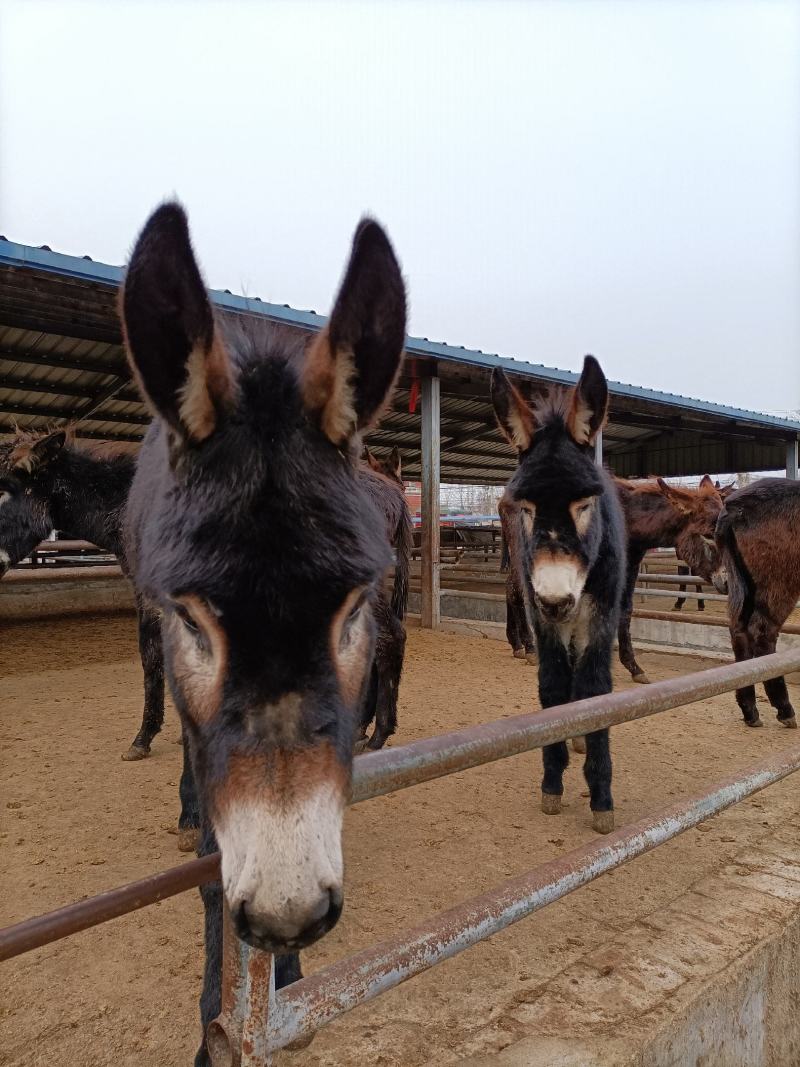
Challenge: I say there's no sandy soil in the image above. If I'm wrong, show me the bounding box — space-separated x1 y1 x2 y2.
3 613 800 1067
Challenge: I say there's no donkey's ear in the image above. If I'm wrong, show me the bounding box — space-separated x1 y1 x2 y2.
301 218 406 446
699 474 715 490
491 370 535 451
14 430 67 473
388 446 402 479
719 482 737 499
656 478 693 515
566 355 608 446
364 446 381 473
121 202 236 443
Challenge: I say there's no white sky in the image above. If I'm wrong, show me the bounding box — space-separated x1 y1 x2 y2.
1 0 798 416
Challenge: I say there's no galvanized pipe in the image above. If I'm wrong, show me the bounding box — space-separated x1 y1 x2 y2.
4 649 800 961
632 609 800 637
633 586 726 602
268 743 800 1049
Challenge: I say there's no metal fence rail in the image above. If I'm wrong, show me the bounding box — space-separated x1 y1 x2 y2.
4 649 800 1064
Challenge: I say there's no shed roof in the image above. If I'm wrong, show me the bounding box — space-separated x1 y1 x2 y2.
1 236 797 483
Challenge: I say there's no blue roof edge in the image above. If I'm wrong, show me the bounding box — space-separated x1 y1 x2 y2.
1 237 798 436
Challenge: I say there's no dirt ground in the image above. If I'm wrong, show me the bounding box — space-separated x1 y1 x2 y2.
3 612 800 1067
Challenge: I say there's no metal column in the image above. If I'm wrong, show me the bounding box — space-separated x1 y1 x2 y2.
787 439 798 479
594 430 603 467
420 373 441 628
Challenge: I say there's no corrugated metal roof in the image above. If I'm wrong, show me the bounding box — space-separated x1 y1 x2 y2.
0 234 797 482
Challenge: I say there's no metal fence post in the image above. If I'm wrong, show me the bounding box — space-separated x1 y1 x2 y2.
421 371 441 628
206 906 274 1067
594 429 603 467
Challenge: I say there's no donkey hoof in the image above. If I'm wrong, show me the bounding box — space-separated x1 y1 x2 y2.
513 648 526 660
541 793 562 815
745 717 763 728
592 810 615 835
779 716 798 729
122 744 150 761
633 672 650 685
571 737 587 754
177 828 200 853
525 653 537 666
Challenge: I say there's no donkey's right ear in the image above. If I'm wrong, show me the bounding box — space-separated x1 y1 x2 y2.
491 369 535 451
121 202 236 443
301 218 406 447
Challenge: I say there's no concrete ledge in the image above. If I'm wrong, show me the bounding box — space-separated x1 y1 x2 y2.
457 834 800 1066
0 574 135 620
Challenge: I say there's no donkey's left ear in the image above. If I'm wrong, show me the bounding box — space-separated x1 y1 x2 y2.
699 474 715 490
567 355 608 447
14 430 67 473
388 446 402 479
301 218 406 446
121 202 236 444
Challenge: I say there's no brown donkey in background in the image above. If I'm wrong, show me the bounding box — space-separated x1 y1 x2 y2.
119 202 406 1064
615 475 729 683
716 478 800 728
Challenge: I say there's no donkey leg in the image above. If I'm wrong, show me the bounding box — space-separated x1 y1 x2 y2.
506 576 526 658
618 549 649 683
583 730 614 834
730 627 761 727
673 564 688 611
367 620 405 750
696 582 705 612
177 735 201 851
354 664 378 752
753 622 797 726
537 628 571 812
122 600 165 760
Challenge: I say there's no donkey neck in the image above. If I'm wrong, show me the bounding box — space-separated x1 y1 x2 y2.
624 492 692 550
48 447 135 556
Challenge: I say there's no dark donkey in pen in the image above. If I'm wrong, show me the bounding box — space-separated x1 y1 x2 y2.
716 477 800 729
358 446 412 749
492 356 626 834
118 202 407 1063
500 471 731 677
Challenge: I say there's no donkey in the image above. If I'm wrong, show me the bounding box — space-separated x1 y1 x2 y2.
715 478 800 729
614 476 728 683
118 202 406 1064
499 494 536 664
492 356 626 834
356 449 412 750
0 431 176 755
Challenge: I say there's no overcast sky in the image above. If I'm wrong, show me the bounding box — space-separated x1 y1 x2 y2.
1 0 798 416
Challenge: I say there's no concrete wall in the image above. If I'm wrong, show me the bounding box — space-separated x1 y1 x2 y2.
0 573 135 620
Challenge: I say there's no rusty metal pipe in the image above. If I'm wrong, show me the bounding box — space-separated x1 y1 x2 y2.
0 854 219 962
4 650 800 962
268 743 800 1049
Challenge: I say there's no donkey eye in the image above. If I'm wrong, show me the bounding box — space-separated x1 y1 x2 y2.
174 603 200 635
346 593 367 625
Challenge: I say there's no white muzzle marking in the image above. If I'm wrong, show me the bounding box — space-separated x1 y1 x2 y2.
532 557 586 604
216 784 344 937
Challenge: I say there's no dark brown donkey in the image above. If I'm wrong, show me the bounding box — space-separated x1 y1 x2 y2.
716 478 800 728
357 447 412 750
615 476 728 683
499 494 536 664
119 202 406 1064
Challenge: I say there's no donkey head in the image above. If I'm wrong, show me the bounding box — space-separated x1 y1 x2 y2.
492 356 609 625
121 203 406 953
0 430 67 575
364 445 402 484
656 475 727 592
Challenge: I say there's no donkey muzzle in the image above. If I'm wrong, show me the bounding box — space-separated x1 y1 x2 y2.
535 592 577 624
235 886 344 952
